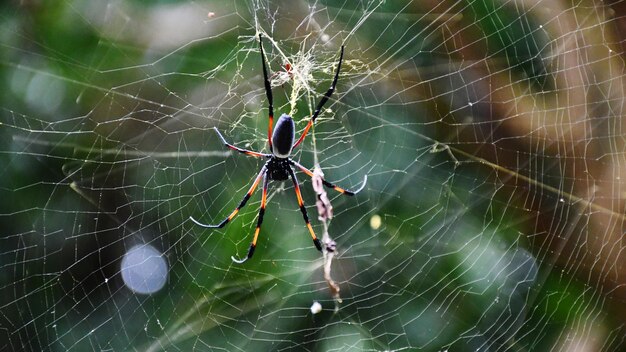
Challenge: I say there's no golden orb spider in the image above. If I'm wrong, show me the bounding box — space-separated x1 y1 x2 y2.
190 34 366 263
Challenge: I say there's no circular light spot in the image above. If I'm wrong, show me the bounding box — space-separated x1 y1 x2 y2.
121 244 168 295
25 71 65 113
370 214 382 230
310 301 322 314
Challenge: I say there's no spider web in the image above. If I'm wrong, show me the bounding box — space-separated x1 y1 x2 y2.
1 0 626 350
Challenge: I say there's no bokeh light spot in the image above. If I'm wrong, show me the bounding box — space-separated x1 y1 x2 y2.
121 244 168 295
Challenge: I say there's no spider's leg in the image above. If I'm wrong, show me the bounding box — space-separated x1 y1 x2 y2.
232 170 269 264
287 167 322 252
259 34 274 153
190 164 268 228
214 127 271 158
292 45 344 149
290 160 367 196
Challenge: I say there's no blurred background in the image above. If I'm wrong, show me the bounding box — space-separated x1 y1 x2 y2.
1 0 626 350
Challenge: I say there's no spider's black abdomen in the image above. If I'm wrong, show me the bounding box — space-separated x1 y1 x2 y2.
267 157 291 181
271 114 295 158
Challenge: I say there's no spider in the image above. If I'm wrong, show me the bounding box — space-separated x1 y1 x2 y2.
190 34 367 264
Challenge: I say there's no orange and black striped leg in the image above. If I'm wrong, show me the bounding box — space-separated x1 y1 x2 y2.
232 171 269 264
190 164 268 228
290 160 367 196
287 167 322 252
293 45 344 149
259 34 274 153
213 127 271 158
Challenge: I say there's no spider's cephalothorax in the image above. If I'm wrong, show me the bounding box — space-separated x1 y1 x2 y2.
267 156 291 181
190 34 367 264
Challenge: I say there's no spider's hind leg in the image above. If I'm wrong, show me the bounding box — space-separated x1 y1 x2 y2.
213 127 270 158
290 160 367 196
292 45 344 149
258 33 275 153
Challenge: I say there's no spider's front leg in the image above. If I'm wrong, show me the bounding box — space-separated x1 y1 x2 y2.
232 170 269 264
190 164 268 229
287 167 323 252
